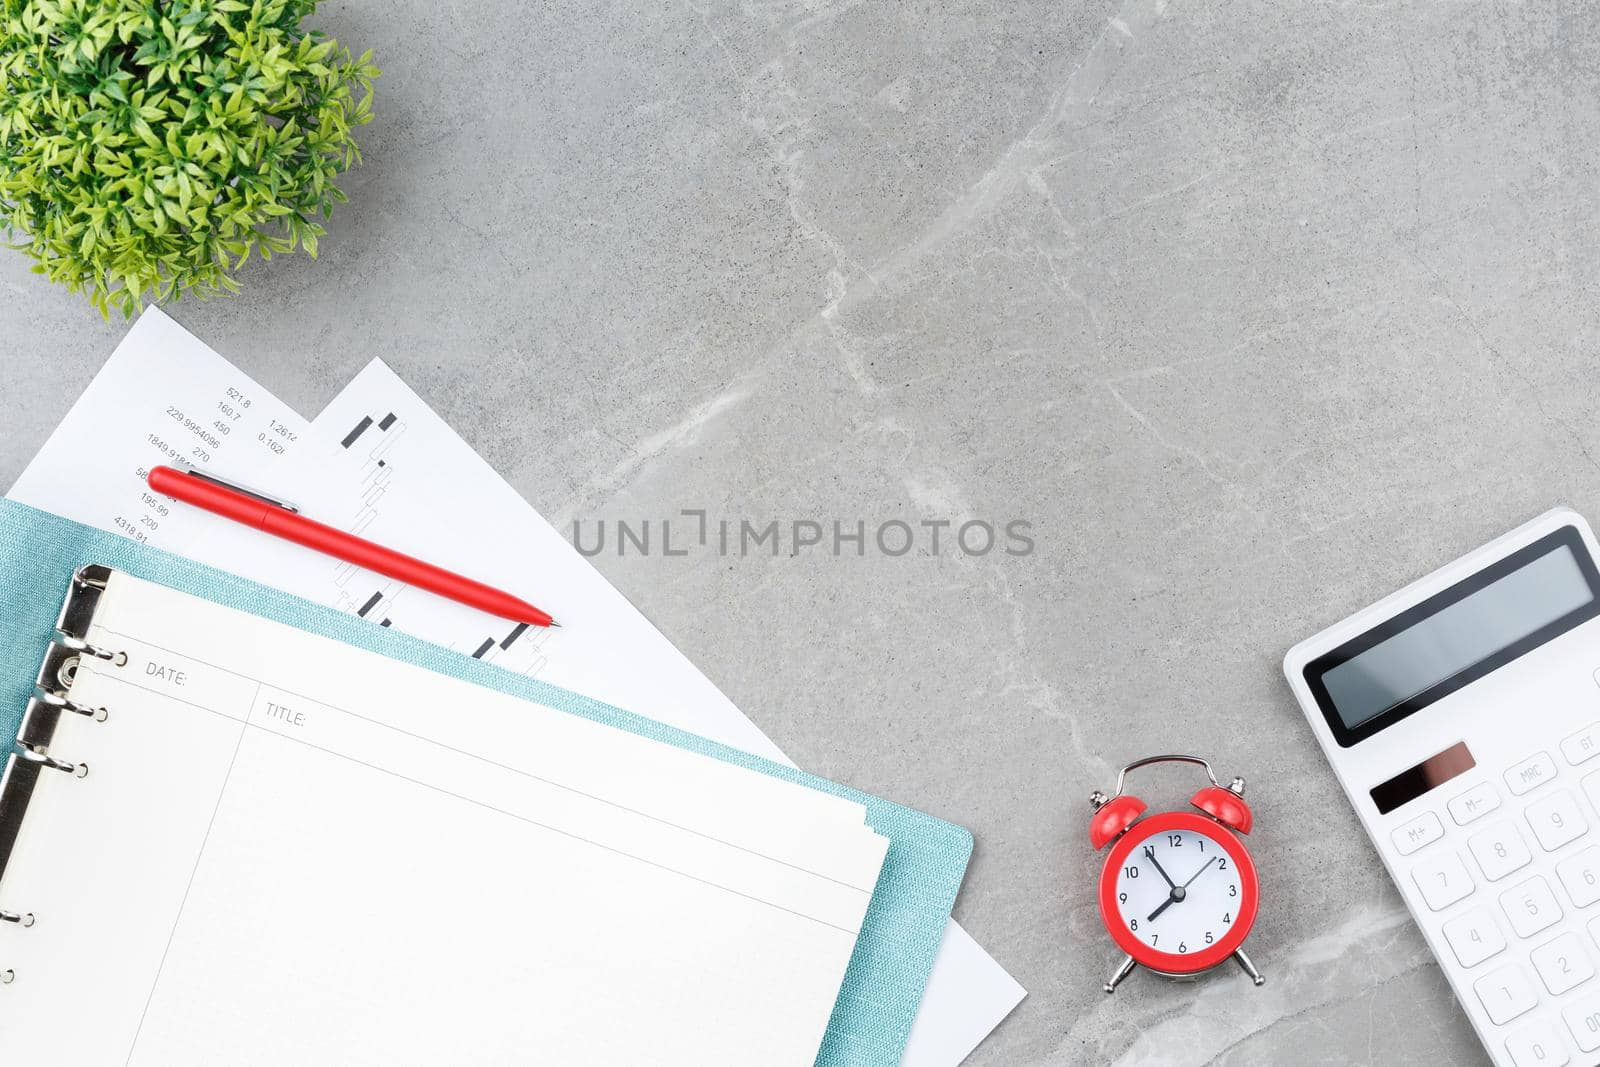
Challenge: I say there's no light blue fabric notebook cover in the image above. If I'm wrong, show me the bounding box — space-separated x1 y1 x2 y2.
0 499 971 1065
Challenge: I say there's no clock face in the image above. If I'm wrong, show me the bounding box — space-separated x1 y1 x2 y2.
1112 823 1245 964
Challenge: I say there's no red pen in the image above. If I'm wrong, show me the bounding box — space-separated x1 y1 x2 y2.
147 463 556 628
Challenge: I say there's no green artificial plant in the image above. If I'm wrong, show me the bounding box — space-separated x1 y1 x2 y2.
0 0 377 317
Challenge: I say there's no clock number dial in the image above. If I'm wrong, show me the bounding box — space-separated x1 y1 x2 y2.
1113 828 1242 957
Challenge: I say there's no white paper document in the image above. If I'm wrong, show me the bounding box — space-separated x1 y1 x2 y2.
6 308 1025 1063
309 364 1028 1063
0 570 886 1065
295 362 783 754
8 309 320 566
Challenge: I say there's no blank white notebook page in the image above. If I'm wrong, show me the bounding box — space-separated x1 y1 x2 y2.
0 571 887 1066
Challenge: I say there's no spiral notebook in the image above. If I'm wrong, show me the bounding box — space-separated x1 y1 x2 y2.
0 501 972 1066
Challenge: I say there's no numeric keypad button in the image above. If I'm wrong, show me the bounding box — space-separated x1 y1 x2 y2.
1557 846 1600 908
1476 962 1539 1024
1413 852 1476 911
1442 908 1506 968
1501 877 1564 938
1507 1021 1571 1066
1578 770 1600 819
1532 932 1596 995
1471 822 1533 882
1563 989 1600 1053
1527 790 1589 852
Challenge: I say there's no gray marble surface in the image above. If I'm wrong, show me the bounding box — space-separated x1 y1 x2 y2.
4 0 1598 1063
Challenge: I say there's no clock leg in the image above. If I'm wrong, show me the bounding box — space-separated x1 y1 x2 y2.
1232 948 1265 986
1102 954 1136 994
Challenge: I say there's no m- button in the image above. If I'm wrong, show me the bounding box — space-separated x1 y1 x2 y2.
1506 752 1557 797
1449 783 1501 826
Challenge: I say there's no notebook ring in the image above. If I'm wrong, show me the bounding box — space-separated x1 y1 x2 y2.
16 748 85 778
53 634 126 667
0 911 34 927
72 566 109 591
32 687 108 723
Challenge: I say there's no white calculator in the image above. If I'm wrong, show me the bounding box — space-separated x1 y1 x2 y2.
1286 508 1600 1067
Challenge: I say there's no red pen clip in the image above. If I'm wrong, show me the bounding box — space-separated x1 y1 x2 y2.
168 459 301 512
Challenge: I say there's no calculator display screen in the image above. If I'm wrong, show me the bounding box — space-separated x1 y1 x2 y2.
1306 527 1600 747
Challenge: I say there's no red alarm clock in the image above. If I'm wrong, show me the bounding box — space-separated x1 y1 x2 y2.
1089 754 1264 993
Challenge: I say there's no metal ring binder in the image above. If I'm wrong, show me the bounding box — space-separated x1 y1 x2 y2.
53 634 126 666
31 687 108 722
0 564 123 985
72 566 108 591
15 748 85 778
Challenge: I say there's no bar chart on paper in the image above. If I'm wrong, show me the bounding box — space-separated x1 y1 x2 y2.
295 363 774 743
319 401 557 678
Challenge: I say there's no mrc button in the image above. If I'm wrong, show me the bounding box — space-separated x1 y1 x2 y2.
1506 752 1558 796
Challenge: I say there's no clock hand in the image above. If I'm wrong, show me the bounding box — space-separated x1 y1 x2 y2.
1180 855 1221 889
1143 845 1179 890
1146 855 1221 923
1146 894 1181 923
1141 845 1182 922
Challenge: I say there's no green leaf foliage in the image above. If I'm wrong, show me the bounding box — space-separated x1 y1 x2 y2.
0 0 377 317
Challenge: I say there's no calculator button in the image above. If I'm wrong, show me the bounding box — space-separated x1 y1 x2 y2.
1477 962 1539 1024
1502 877 1564 938
1392 812 1444 856
1532 932 1596 995
1442 907 1506 967
1564 722 1600 766
1509 753 1559 796
1450 782 1502 826
1507 1021 1571 1066
1413 852 1476 911
1470 822 1533 882
1580 770 1600 820
1557 846 1600 908
1563 988 1600 1052
1527 790 1590 852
